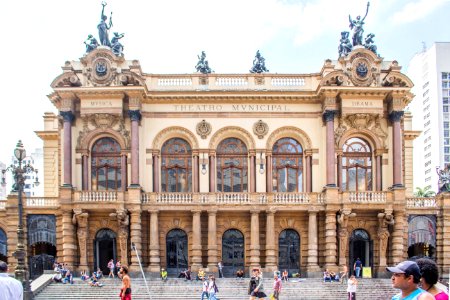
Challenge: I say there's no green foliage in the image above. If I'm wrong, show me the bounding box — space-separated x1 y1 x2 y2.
414 186 436 197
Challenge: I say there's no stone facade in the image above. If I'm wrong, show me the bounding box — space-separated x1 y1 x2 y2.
1 46 449 279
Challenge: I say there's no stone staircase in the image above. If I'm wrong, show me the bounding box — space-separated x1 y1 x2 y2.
35 277 398 299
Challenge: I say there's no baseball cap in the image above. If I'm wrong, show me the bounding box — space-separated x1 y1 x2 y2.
386 261 421 278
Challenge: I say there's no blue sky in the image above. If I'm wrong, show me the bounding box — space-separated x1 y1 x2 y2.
0 0 449 163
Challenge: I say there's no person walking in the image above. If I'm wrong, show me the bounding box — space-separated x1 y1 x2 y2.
201 276 209 300
416 258 449 300
119 265 132 300
249 268 267 300
218 261 223 278
347 275 357 300
387 260 434 300
0 261 23 300
353 258 362 278
207 275 219 300
108 259 115 278
272 271 282 300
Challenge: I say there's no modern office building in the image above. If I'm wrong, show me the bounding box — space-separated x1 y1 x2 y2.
408 42 450 193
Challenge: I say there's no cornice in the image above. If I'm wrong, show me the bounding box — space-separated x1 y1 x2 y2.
403 130 421 140
35 131 59 140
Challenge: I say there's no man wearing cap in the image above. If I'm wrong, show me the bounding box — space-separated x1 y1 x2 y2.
0 260 23 300
387 260 434 300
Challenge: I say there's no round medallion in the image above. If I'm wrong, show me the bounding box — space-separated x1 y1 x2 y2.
350 55 373 87
253 120 269 139
91 57 114 86
196 120 212 139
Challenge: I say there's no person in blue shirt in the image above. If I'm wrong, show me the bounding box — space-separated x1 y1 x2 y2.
387 261 434 300
353 258 362 278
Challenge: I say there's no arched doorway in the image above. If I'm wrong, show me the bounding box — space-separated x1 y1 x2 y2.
166 229 188 274
0 228 7 263
222 229 244 277
349 229 373 276
94 229 117 275
27 215 57 279
278 229 300 275
408 215 436 259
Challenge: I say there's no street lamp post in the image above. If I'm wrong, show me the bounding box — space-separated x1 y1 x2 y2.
1 140 39 300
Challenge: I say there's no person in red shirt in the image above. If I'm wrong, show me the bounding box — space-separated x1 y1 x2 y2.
272 271 282 300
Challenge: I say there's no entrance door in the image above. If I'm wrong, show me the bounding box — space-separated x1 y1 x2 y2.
94 229 116 275
349 229 372 276
166 229 188 275
222 229 245 277
29 243 57 279
278 229 300 275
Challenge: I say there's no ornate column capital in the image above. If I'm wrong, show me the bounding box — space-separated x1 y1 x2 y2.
148 209 159 215
60 111 75 123
191 209 202 215
128 109 142 122
207 209 218 215
389 111 404 123
322 110 337 122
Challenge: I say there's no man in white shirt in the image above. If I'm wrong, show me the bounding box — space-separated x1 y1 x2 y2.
0 260 23 300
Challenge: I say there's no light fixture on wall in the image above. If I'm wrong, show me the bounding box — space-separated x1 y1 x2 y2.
259 152 265 174
201 153 207 175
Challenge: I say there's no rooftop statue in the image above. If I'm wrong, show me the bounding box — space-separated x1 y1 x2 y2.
111 32 125 56
437 165 450 193
195 51 213 74
338 31 353 57
364 33 378 55
349 2 370 46
249 50 269 73
84 34 99 53
98 1 113 47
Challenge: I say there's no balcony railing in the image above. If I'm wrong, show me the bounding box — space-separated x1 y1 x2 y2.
75 191 118 202
406 197 437 208
157 193 193 204
25 197 59 207
273 193 310 204
348 191 387 203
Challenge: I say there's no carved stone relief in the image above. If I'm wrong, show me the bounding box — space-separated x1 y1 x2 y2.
253 120 269 139
196 120 212 139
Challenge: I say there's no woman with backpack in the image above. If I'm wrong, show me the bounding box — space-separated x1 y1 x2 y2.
207 275 219 300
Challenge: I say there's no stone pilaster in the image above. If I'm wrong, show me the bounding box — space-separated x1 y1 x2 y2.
324 211 337 269
323 110 337 187
307 209 320 274
129 210 142 272
152 151 160 192
73 209 89 271
82 153 89 190
209 153 216 192
191 210 202 271
207 210 218 272
250 152 256 193
60 110 75 187
391 210 405 265
265 210 277 272
61 211 77 269
148 210 161 272
249 210 260 270
128 110 141 187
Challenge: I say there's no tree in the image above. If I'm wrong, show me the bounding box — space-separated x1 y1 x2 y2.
414 186 436 197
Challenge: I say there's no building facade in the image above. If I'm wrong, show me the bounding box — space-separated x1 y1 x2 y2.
0 45 449 280
408 42 450 192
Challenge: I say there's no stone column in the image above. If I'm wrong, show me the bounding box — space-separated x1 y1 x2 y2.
60 111 75 187
325 211 337 268
73 210 89 271
323 110 337 187
250 153 256 193
207 210 218 272
389 111 404 187
129 210 142 271
82 153 89 190
128 110 141 187
376 153 382 191
305 153 312 193
121 153 127 191
250 210 260 270
62 211 77 269
148 210 160 272
391 211 405 265
191 210 202 271
337 152 343 191
153 151 160 192
266 153 272 193
307 210 320 273
265 210 277 272
209 153 216 192
193 153 199 192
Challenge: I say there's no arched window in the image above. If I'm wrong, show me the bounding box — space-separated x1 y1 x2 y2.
91 137 122 190
216 138 248 192
161 138 192 192
341 138 372 191
272 138 303 192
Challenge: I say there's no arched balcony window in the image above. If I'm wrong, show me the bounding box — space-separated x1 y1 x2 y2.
272 138 303 192
161 138 192 192
216 138 248 192
91 137 122 190
341 138 372 191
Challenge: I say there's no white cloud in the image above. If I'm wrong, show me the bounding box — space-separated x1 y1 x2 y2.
390 0 450 24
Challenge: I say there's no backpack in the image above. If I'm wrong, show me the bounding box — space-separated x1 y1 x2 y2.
214 283 219 293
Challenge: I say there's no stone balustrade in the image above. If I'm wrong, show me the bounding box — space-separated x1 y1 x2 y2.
406 197 437 208
148 74 312 91
25 197 59 207
156 193 193 204
75 191 118 202
348 191 387 203
273 193 310 204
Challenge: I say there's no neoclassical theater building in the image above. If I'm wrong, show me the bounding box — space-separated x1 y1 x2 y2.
1 44 449 279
